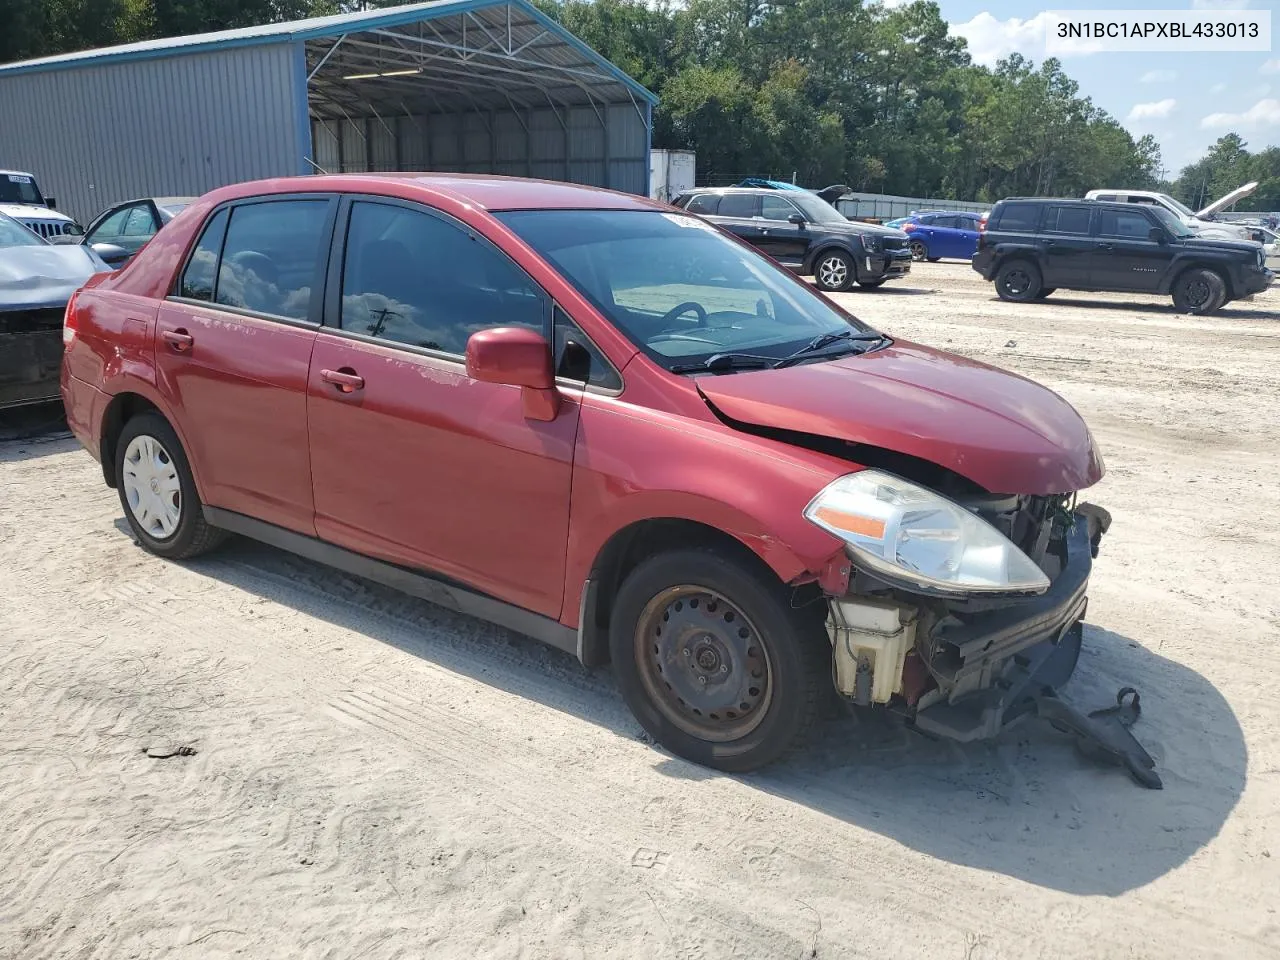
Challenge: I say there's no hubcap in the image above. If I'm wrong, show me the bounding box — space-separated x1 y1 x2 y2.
1002 269 1030 296
634 586 772 742
817 256 847 288
122 435 182 540
910 241 926 261
1184 278 1210 307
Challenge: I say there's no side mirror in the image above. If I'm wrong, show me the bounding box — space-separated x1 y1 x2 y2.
465 326 559 421
91 242 130 266
45 197 57 209
1148 227 1167 244
788 213 807 226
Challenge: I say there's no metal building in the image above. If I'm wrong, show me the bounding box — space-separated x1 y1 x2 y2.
0 0 656 225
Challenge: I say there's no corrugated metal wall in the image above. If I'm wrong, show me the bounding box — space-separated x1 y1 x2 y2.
311 101 648 195
0 45 304 225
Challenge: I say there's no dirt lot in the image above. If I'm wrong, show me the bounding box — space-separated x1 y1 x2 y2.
2 262 1278 959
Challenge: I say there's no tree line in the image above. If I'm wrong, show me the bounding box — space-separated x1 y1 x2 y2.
2 0 1276 210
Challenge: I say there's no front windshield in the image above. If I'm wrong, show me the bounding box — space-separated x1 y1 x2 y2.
789 193 847 226
0 215 44 248
1150 206 1195 238
1158 193 1196 218
0 174 44 206
498 209 874 368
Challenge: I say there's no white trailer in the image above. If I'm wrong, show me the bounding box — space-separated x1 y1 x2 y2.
650 149 696 203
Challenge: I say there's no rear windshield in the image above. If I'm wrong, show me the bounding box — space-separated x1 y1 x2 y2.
0 174 45 206
993 202 1041 232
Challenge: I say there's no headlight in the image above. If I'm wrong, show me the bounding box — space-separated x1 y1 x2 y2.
804 471 1051 595
861 234 883 254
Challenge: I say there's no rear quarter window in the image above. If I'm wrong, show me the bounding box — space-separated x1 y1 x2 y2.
993 203 1042 232
178 209 229 301
684 194 721 215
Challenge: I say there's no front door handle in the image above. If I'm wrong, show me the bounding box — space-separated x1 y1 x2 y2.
162 329 194 352
1097 242 1114 251
320 367 364 393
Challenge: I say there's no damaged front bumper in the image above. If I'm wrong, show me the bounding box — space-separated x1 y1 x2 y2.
825 505 1159 786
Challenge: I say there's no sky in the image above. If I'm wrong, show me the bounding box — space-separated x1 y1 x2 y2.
928 0 1277 182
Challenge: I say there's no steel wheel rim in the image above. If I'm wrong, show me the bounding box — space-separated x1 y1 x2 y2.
634 585 773 742
817 256 847 288
909 241 926 261
1001 268 1030 297
1183 278 1210 307
122 434 182 540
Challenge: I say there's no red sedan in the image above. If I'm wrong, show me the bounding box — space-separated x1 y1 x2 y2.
61 174 1110 772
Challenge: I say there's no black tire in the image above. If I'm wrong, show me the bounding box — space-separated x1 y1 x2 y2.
908 240 927 262
926 256 942 263
1171 267 1227 314
1035 287 1057 299
857 278 886 288
115 412 226 560
609 547 829 772
994 259 1043 302
813 250 855 292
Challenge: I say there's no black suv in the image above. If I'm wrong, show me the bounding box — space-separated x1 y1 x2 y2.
973 197 1273 314
671 187 912 292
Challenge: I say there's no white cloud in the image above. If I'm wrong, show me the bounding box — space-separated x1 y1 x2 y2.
879 0 911 7
1140 70 1177 84
1201 98 1280 129
1261 60 1280 75
951 12 1053 67
1191 0 1252 8
1128 99 1177 121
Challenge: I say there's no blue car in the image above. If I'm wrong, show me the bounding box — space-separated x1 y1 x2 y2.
885 211 982 262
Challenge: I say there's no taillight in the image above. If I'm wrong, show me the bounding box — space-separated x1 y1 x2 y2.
63 290 80 346
902 222 917 232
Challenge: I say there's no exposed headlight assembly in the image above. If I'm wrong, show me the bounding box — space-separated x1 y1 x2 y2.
860 234 883 254
804 470 1051 595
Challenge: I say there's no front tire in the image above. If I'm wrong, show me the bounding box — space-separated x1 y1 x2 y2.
116 413 226 560
1035 287 1056 299
909 240 927 262
813 250 855 292
857 278 886 288
1172 268 1226 314
995 259 1043 302
609 548 828 772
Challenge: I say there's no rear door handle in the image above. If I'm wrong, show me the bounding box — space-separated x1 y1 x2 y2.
320 368 364 393
1097 242 1114 251
162 329 193 352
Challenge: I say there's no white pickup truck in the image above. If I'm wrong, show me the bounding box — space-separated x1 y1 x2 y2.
1084 182 1257 242
0 169 81 239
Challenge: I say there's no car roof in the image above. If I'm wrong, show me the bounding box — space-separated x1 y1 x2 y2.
199 174 667 213
680 187 806 197
0 169 35 177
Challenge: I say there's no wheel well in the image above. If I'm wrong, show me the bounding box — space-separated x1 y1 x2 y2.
577 519 786 668
98 392 161 488
1172 262 1233 300
807 243 855 274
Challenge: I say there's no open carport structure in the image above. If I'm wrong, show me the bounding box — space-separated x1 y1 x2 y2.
0 0 657 225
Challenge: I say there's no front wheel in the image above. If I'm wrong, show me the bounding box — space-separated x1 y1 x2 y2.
1035 287 1057 299
909 240 927 261
813 251 855 292
116 413 226 560
995 259 1043 302
609 548 828 772
857 278 886 288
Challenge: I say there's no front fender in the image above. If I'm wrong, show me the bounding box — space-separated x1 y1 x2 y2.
560 398 850 625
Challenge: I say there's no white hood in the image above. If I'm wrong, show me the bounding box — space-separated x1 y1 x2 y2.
0 202 74 224
1197 181 1258 218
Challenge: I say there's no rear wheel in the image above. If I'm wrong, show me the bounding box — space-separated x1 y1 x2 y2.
1172 268 1227 314
909 240 927 261
609 548 828 772
115 413 226 560
813 250 854 292
995 259 1043 302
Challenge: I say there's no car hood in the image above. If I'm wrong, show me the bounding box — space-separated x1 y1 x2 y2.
0 203 74 223
0 245 107 309
825 219 910 239
696 340 1104 495
1197 181 1258 218
1178 236 1262 256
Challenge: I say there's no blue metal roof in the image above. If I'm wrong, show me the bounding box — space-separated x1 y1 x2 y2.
0 0 658 104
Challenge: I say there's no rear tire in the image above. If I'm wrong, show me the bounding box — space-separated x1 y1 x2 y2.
115 413 226 560
609 547 829 772
1172 268 1226 314
926 256 941 263
995 259 1043 302
813 250 855 292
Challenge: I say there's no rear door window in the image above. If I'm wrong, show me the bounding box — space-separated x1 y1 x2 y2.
1099 209 1156 239
684 194 721 215
717 194 759 219
760 195 799 222
1043 206 1092 235
215 200 331 321
994 203 1041 232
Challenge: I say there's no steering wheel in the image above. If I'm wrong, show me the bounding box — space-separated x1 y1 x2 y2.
658 301 707 331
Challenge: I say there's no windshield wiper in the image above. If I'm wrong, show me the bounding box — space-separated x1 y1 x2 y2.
670 353 776 374
772 329 886 368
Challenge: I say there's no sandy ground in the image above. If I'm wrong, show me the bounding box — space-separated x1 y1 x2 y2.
2 263 1279 959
